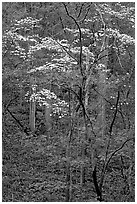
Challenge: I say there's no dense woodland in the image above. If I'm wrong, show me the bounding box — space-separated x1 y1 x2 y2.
2 2 135 202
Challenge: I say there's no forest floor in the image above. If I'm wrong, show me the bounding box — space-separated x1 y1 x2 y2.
2 132 135 202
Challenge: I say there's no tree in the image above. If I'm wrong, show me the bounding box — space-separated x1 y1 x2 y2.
2 2 135 202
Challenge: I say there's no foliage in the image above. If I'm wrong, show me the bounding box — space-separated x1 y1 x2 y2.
2 2 135 202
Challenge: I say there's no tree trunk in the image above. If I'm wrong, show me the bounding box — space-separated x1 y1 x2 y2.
66 93 73 201
95 11 110 137
80 52 91 185
45 103 51 132
93 5 112 200
66 118 73 202
66 155 71 201
29 95 36 133
19 83 23 107
97 68 106 137
29 77 36 133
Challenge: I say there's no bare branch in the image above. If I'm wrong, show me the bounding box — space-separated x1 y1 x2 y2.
59 16 67 35
48 32 79 63
106 137 134 172
93 87 126 128
78 4 91 23
77 3 84 18
6 107 29 135
62 3 83 76
99 91 120 189
109 91 120 134
100 137 134 190
4 95 19 111
106 91 120 160
113 37 125 72
61 84 96 137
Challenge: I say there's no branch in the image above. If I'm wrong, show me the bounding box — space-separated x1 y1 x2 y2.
99 91 120 189
4 95 29 135
59 16 67 35
105 137 134 173
53 81 96 137
48 32 79 64
99 137 134 191
63 3 83 76
57 42 77 63
93 87 126 128
109 91 120 134
91 49 112 66
106 91 120 159
77 3 84 18
96 53 112 62
113 37 125 72
78 4 91 23
66 86 96 137
4 95 19 111
6 108 29 135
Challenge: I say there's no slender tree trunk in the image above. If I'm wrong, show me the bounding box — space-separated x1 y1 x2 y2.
19 83 23 107
95 11 110 137
93 5 112 200
44 83 53 135
80 53 91 185
30 95 36 133
80 133 86 185
29 77 36 133
45 103 51 131
66 139 71 201
66 90 72 201
97 68 107 137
